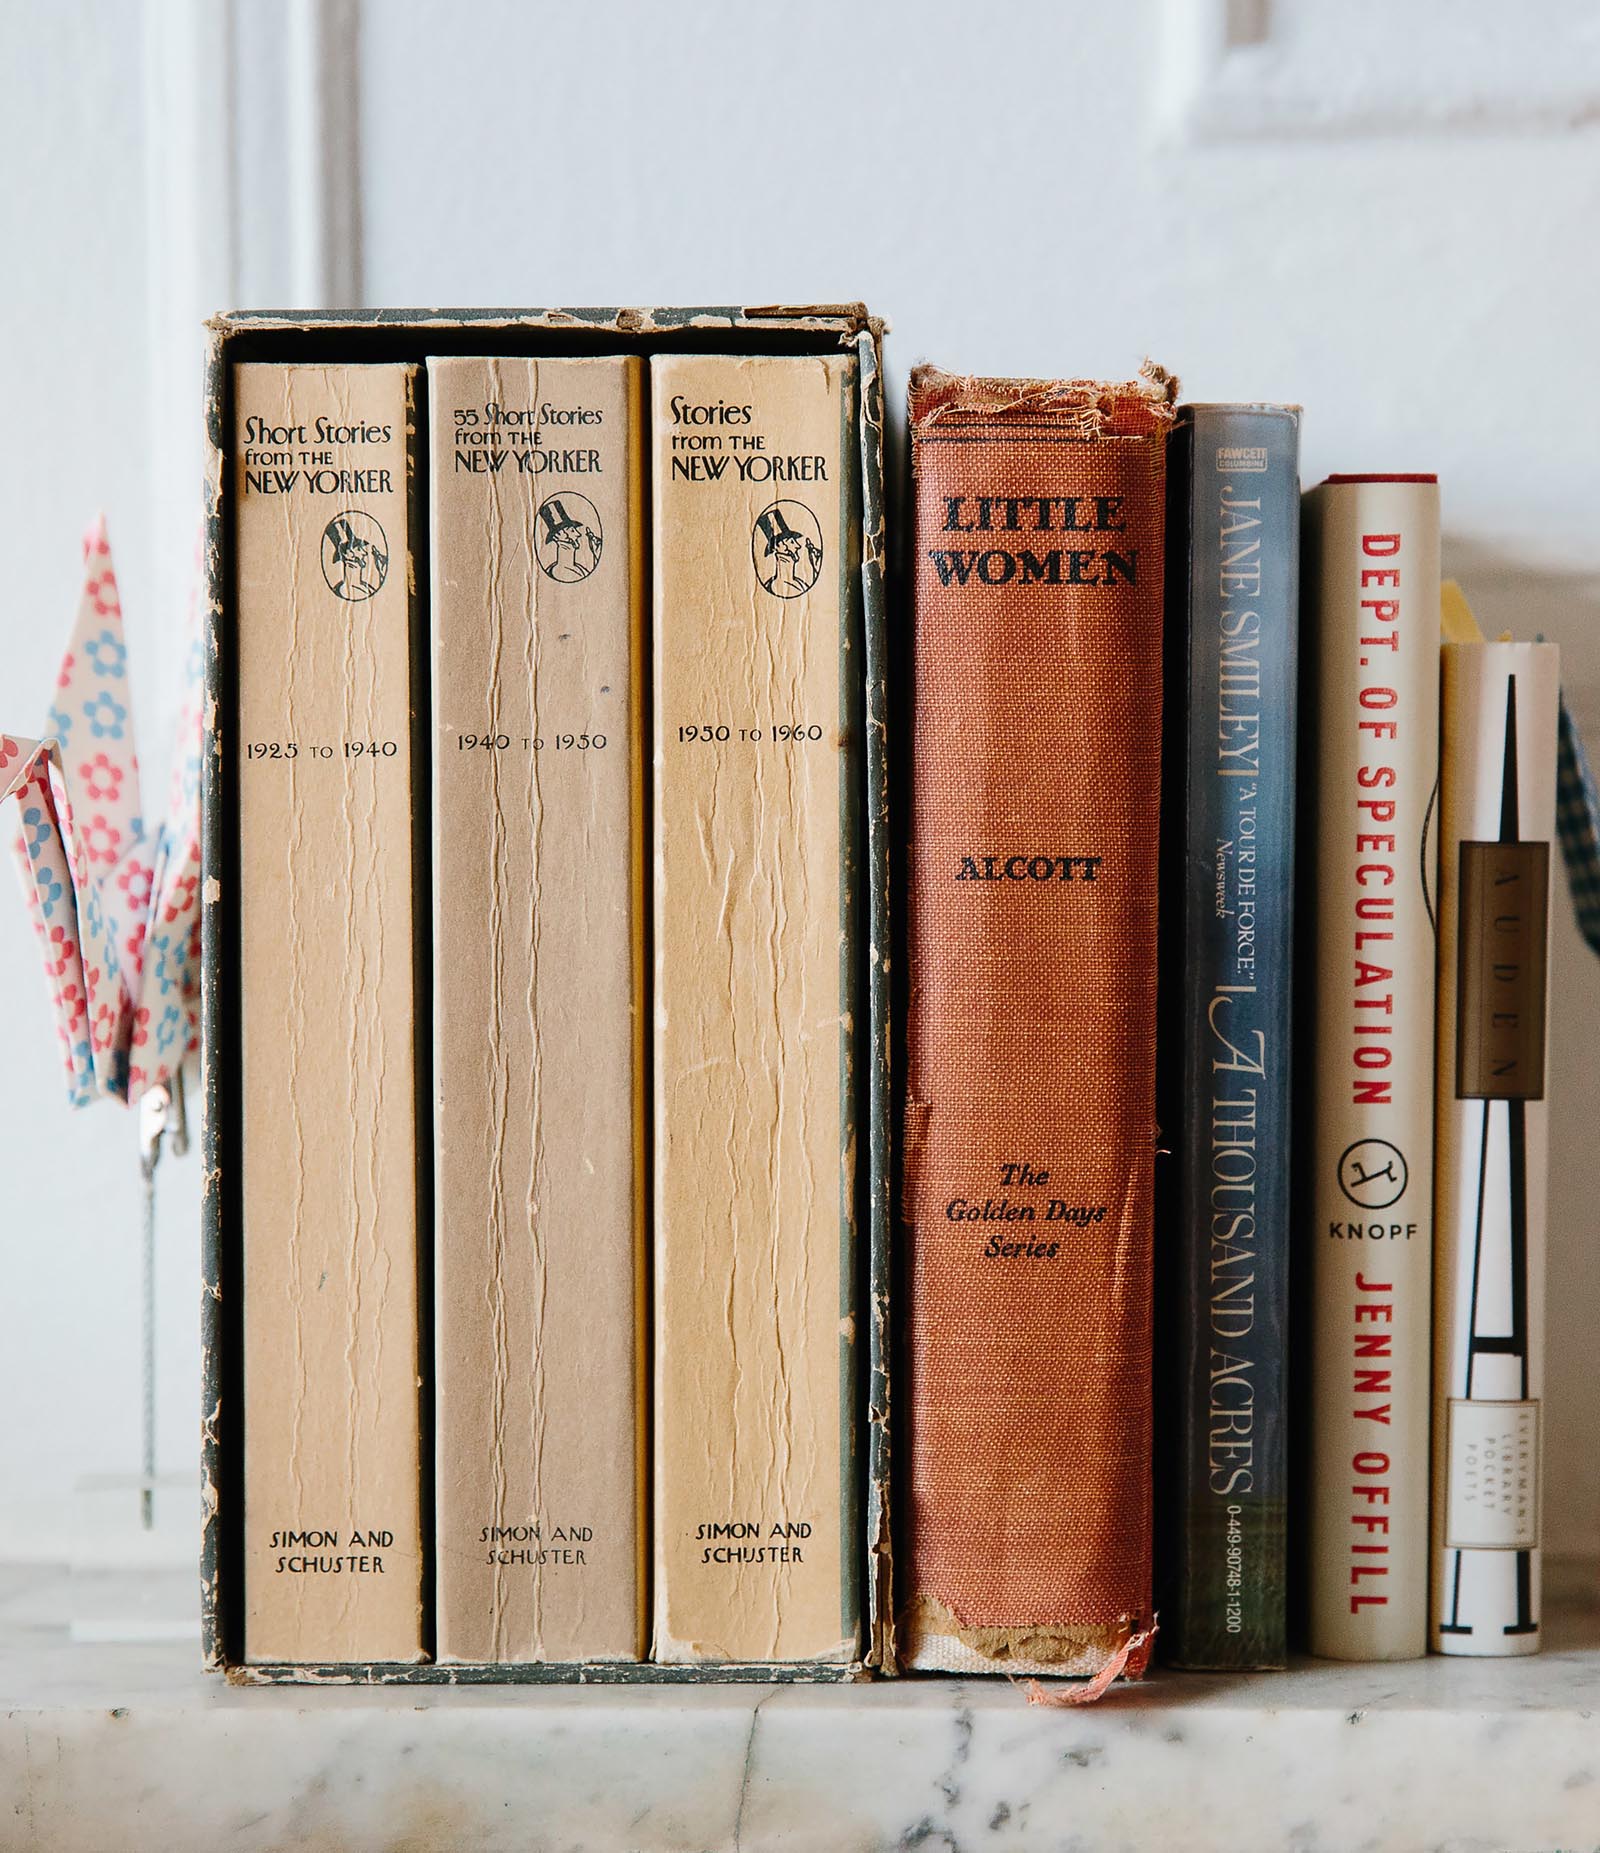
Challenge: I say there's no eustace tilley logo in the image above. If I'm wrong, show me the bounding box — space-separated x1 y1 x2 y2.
752 502 822 598
321 512 388 602
536 493 603 584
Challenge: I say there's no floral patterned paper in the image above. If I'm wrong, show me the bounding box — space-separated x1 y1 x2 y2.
5 518 203 1105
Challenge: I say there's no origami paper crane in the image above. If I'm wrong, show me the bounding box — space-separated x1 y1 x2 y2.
4 518 203 1107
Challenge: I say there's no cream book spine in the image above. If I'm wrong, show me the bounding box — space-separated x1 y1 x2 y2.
1300 475 1440 1661
428 355 646 1664
235 362 424 1664
650 351 861 1665
1431 636 1556 1656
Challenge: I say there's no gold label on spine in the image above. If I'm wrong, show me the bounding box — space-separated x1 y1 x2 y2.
1456 841 1549 1100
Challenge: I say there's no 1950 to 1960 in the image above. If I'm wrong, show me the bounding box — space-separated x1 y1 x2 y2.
675 723 826 744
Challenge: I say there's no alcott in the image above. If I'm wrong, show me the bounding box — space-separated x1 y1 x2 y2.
955 853 1103 882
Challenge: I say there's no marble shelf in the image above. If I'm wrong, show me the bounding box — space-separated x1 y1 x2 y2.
3 1562 1599 1852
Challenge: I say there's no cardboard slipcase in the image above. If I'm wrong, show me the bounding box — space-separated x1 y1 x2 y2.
201 306 891 1685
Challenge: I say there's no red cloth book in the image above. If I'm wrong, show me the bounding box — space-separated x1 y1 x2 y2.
901 366 1174 1676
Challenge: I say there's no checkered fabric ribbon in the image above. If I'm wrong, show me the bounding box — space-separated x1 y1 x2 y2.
1558 693 1600 958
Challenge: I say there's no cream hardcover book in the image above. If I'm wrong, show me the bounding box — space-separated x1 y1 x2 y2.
1300 474 1440 1662
650 351 861 1665
235 362 425 1664
429 354 647 1664
1431 610 1556 1656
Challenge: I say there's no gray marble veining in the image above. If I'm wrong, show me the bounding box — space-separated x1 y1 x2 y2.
2 1564 1599 1852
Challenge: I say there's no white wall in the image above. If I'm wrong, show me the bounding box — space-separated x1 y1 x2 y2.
3 0 1597 1560
1 0 183 1559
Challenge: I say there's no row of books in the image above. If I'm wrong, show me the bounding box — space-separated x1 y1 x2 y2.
899 371 1550 1674
233 348 863 1666
226 324 1553 1676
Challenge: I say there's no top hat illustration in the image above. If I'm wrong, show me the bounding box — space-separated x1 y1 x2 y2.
322 511 389 599
539 497 586 544
328 515 385 575
756 505 805 556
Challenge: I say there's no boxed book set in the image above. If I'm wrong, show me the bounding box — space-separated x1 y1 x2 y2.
202 307 891 1682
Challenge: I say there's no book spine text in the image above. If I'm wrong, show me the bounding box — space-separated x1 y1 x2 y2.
429 355 646 1663
650 352 860 1665
1431 641 1556 1655
1164 405 1299 1669
235 362 425 1664
902 368 1172 1676
1301 476 1440 1661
